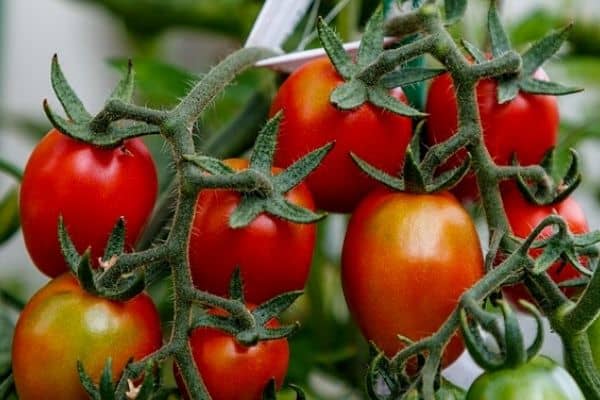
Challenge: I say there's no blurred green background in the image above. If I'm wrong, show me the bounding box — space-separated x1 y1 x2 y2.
0 0 599 398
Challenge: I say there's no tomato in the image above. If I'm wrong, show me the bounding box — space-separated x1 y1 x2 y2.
425 69 558 202
174 310 289 400
501 184 589 304
20 129 157 277
11 273 162 400
466 356 584 399
270 57 413 213
342 190 484 364
188 158 316 304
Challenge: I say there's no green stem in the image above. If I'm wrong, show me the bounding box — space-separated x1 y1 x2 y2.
0 158 23 181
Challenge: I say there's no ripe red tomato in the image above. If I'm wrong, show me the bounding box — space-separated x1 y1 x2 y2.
174 310 289 400
501 184 589 303
270 57 413 213
425 69 558 202
188 158 316 304
11 273 162 400
20 129 157 277
342 190 484 364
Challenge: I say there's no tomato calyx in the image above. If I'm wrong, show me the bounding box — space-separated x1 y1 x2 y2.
191 269 301 347
185 112 331 228
478 1 582 104
460 297 543 371
511 148 582 206
316 10 434 117
44 55 163 148
351 126 470 194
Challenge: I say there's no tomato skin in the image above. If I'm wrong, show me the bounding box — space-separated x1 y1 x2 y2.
174 313 289 400
342 190 484 364
425 69 558 202
466 357 584 400
11 273 162 400
20 129 158 277
501 185 589 303
188 159 316 304
270 57 413 213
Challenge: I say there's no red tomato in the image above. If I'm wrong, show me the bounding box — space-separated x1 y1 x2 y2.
174 310 289 400
270 57 413 213
188 158 316 304
425 69 558 202
342 190 484 364
11 273 162 400
501 184 589 303
20 129 157 277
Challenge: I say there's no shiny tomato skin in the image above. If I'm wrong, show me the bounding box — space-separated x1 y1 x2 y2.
342 190 484 364
175 312 289 400
466 356 584 400
425 69 558 202
501 185 589 303
20 129 158 277
188 158 316 304
270 57 413 213
11 273 162 400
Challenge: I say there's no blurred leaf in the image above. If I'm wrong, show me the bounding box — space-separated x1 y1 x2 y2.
0 187 20 246
108 58 199 107
0 312 14 378
509 9 562 48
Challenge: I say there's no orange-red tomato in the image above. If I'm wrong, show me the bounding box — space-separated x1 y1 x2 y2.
501 185 589 303
12 274 162 400
271 57 413 213
20 129 157 277
175 310 289 400
425 69 558 202
342 190 484 364
188 159 316 304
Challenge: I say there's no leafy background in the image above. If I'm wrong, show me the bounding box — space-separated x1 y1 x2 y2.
0 0 599 398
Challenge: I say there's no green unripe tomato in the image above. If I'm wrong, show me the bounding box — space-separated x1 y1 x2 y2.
466 357 584 400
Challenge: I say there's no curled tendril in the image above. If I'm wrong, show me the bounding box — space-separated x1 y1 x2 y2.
460 297 543 371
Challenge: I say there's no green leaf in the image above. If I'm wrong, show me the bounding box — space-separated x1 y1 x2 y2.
264 198 325 224
350 153 404 191
0 187 20 246
102 218 126 262
521 25 572 77
317 18 356 80
249 112 282 175
488 0 511 57
330 80 368 110
273 142 333 193
58 216 82 274
51 55 91 123
461 39 486 63
109 60 135 103
445 0 467 24
518 78 582 96
108 58 200 107
358 9 384 67
368 87 426 117
380 67 446 88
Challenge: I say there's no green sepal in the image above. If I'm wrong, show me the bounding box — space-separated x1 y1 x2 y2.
521 25 572 77
229 197 265 229
262 379 277 400
273 143 333 193
51 54 91 123
488 0 511 57
330 79 369 110
380 67 446 89
459 308 505 371
106 121 161 140
249 112 282 175
368 86 427 117
253 291 304 326
573 231 600 248
264 197 325 224
518 78 583 96
350 153 404 191
403 146 428 194
102 217 126 263
228 267 245 303
77 249 100 296
133 361 162 400
497 78 520 104
109 60 135 103
287 384 306 400
183 154 235 175
520 301 545 360
461 40 486 63
428 153 471 192
514 148 581 206
0 186 20 246
58 216 84 274
191 313 240 335
77 360 102 400
316 18 356 80
99 359 115 400
444 0 467 24
0 374 15 400
358 8 384 68
499 300 527 368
